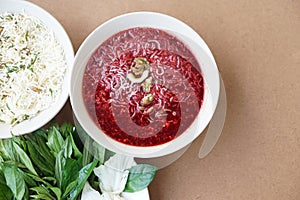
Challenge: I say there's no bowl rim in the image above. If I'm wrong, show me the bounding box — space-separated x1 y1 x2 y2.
70 11 220 158
0 0 74 138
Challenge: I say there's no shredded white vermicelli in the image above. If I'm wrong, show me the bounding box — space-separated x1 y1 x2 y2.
0 13 67 125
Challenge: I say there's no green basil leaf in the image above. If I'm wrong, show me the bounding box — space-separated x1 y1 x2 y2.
27 141 54 176
0 139 10 160
55 150 65 188
3 160 26 169
69 132 82 159
30 186 53 199
86 170 98 191
47 123 60 134
63 136 73 158
30 186 47 194
12 141 38 175
49 187 61 200
0 183 13 200
4 165 26 200
6 139 18 161
91 180 100 191
69 160 98 200
43 176 57 184
61 158 81 192
29 194 53 200
23 185 30 200
60 123 82 159
18 168 37 187
0 154 4 164
59 122 73 138
124 164 158 192
0 170 5 185
25 173 51 188
34 128 48 139
61 180 77 198
12 135 27 151
47 126 64 156
27 134 55 169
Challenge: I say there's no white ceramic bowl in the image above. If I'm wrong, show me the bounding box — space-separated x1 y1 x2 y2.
70 12 219 158
0 0 74 138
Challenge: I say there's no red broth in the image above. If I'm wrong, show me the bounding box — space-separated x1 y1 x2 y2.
82 27 204 146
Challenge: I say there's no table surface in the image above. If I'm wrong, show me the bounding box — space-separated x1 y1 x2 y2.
28 0 300 199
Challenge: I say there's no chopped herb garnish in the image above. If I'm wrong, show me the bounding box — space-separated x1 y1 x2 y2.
25 30 29 41
10 118 18 124
31 53 39 65
6 14 13 20
36 24 41 29
49 88 53 95
6 103 15 115
27 54 39 72
23 114 29 120
20 64 25 69
5 64 19 73
27 64 34 72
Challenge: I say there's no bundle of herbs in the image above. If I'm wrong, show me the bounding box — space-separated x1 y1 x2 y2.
0 123 157 200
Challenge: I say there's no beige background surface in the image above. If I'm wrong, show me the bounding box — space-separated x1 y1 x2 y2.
28 0 300 199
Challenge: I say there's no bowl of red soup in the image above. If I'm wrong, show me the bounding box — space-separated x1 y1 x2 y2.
70 12 220 158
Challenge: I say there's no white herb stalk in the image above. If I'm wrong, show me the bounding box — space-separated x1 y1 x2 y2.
81 154 135 200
